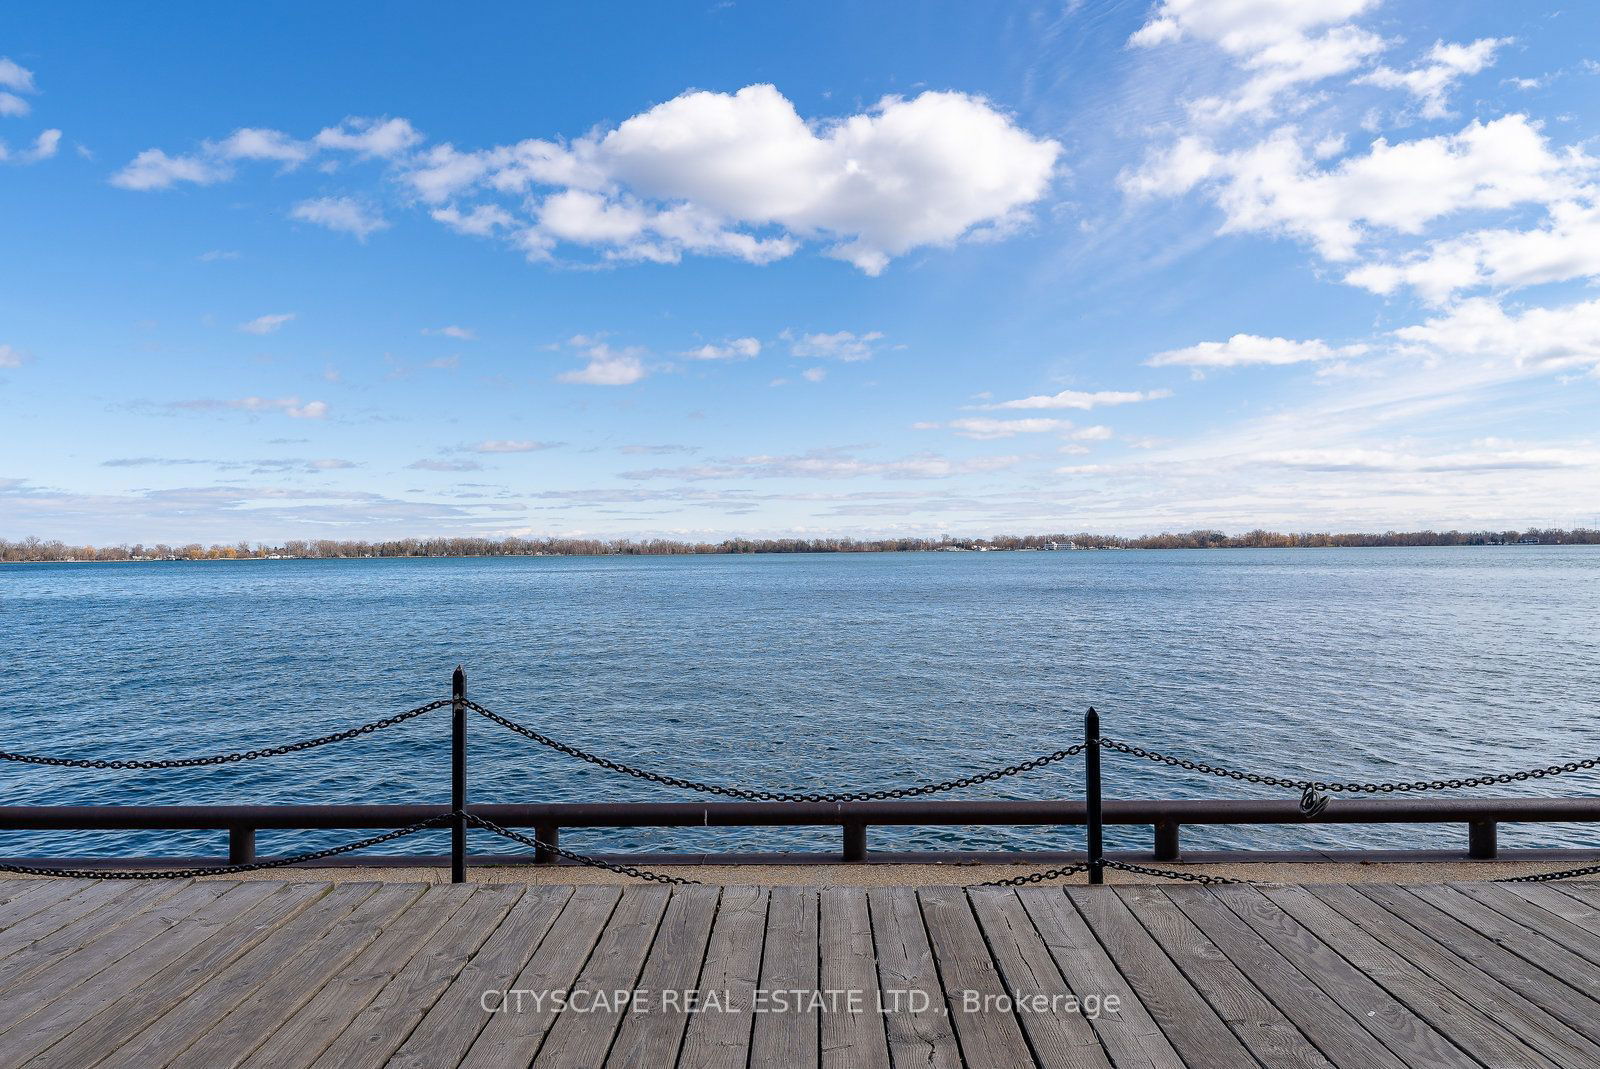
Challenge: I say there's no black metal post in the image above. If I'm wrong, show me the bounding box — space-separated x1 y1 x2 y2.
228 827 255 865
1468 819 1498 859
1154 819 1180 862
1085 707 1104 884
451 665 467 883
534 822 560 864
843 821 867 862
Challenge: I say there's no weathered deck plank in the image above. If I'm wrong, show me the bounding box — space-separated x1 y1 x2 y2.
237 882 476 1069
1309 883 1600 1067
1164 887 1408 1069
386 884 576 1069
603 885 721 1068
868 886 964 1069
968 888 1110 1069
1260 884 1555 1068
674 885 767 1069
1070 885 1256 1069
11 882 316 1069
303 884 525 1069
1 877 1598 1069
819 887 892 1069
1114 887 1330 1069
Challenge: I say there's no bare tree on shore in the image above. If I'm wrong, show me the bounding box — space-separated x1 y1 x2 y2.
1 528 1594 562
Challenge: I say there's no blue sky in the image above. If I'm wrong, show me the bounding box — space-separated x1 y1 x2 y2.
3 0 1599 543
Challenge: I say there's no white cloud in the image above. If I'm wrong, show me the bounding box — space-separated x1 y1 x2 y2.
217 127 312 165
1346 200 1600 304
1256 445 1597 473
198 249 240 262
1358 38 1509 120
166 396 328 418
239 313 295 335
785 330 886 362
915 417 1071 439
0 128 59 165
110 148 230 190
431 204 515 236
467 440 558 453
916 417 1117 440
1393 296 1600 374
110 88 1056 273
0 57 37 93
290 196 390 240
621 451 1021 481
1129 0 1378 53
1197 25 1386 123
114 116 416 193
1125 115 1593 261
0 343 26 367
398 84 1060 273
423 325 477 340
801 367 827 382
1130 0 1385 121
314 117 422 158
684 337 761 361
408 458 483 472
0 57 36 118
1148 334 1369 367
983 388 1171 411
557 341 648 386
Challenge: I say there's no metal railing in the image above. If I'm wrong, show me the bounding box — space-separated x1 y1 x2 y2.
3 667 1598 885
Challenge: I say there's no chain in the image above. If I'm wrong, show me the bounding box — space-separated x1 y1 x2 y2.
0 698 450 770
1100 738 1600 795
468 701 1084 802
462 812 703 886
1101 858 1244 885
0 815 452 879
1493 861 1600 883
978 862 1090 887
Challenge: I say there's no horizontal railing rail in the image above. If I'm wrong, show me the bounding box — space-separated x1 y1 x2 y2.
4 797 1598 863
3 666 1597 884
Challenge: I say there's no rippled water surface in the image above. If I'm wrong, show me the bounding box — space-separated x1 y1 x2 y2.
3 548 1597 858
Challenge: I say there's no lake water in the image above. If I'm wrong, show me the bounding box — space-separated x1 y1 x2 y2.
2 548 1597 860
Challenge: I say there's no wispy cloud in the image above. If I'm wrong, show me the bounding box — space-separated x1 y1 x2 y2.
422 325 476 340
621 450 1021 481
407 458 484 472
683 337 760 360
164 396 328 419
1148 335 1368 368
465 440 561 453
784 330 886 362
290 197 389 240
239 313 295 335
982 388 1171 411
556 337 648 386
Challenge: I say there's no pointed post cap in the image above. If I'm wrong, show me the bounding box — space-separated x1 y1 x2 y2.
452 664 466 697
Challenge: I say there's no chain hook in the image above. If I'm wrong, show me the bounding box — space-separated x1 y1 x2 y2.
1298 785 1329 818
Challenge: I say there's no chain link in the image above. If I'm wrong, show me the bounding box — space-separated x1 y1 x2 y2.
0 815 453 879
468 701 1083 802
1493 861 1600 883
0 699 450 770
1100 737 1600 795
463 812 704 886
1101 858 1244 885
977 862 1091 887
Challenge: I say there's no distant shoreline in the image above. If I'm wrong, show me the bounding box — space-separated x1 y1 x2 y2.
3 526 1595 563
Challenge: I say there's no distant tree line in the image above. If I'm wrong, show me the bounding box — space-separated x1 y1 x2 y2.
1 528 1596 562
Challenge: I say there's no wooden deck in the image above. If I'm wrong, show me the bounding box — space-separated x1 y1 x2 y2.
1 877 1598 1067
